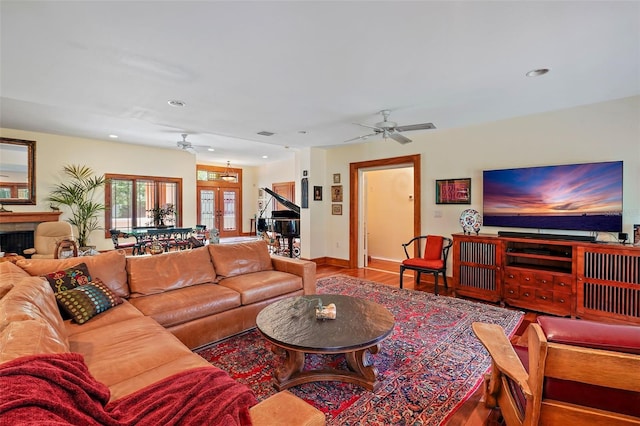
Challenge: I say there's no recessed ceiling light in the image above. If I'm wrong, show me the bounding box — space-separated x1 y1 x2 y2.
262 155 268 159
526 68 550 77
167 99 186 107
208 148 215 152
108 134 118 138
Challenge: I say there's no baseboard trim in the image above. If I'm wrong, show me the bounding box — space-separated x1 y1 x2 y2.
311 257 350 268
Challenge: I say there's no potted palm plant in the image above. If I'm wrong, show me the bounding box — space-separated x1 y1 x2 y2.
47 164 107 249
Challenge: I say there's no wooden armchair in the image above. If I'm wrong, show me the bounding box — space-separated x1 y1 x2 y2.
399 235 452 294
472 317 640 425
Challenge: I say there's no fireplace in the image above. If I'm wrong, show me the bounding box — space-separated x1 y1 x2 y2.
0 231 34 254
0 211 62 255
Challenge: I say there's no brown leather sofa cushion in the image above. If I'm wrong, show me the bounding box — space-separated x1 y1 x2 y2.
17 249 129 298
0 278 70 363
0 262 30 298
64 300 144 337
208 240 273 278
128 284 241 328
219 270 303 305
68 316 197 390
127 247 216 297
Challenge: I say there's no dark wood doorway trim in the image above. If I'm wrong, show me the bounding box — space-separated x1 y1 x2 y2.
349 154 421 268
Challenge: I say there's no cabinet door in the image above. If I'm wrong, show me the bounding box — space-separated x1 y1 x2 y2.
453 235 502 302
577 246 640 324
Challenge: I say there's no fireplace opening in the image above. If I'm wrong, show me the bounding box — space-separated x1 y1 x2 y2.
0 231 34 255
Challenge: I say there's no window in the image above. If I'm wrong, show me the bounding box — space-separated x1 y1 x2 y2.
105 174 182 231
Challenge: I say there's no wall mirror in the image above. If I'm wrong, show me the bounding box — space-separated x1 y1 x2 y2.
0 137 36 205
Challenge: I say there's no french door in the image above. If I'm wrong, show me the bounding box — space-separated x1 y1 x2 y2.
197 187 240 238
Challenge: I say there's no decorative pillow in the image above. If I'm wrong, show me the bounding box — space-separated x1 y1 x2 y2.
43 263 92 293
55 279 123 324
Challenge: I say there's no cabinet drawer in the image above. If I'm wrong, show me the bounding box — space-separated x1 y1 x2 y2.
553 292 571 308
535 289 553 303
504 270 520 285
504 283 519 299
553 276 573 294
534 273 554 289
517 287 536 302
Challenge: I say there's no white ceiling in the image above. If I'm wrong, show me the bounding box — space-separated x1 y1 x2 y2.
1 1 639 166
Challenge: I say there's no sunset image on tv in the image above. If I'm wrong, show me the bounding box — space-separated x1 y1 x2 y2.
483 161 623 232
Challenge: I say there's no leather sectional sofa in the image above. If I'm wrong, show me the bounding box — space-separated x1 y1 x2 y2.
0 240 325 425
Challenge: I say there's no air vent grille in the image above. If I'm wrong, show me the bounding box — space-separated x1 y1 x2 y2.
257 131 275 136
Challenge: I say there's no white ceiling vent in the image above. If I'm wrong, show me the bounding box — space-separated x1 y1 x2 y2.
257 131 275 136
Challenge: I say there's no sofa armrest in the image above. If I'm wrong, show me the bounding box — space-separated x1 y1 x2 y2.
23 248 36 255
472 322 532 402
537 316 640 355
270 256 316 295
250 391 325 426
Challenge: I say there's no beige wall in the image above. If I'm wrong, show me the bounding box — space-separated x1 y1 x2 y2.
3 95 639 262
0 128 198 252
319 96 640 265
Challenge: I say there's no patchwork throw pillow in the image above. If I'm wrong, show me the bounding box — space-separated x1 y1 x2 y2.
43 263 92 293
55 279 123 324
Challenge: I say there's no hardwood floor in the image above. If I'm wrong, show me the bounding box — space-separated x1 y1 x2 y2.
316 258 536 426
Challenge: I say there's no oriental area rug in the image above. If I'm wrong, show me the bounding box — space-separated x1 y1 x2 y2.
196 276 523 425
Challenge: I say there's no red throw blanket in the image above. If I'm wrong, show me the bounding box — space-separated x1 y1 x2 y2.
0 353 257 425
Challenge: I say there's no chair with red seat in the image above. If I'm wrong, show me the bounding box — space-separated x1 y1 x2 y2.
399 235 452 294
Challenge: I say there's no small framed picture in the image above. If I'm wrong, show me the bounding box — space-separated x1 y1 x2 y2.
303 170 308 177
332 204 342 215
333 173 341 184
331 185 343 202
435 178 471 204
313 186 322 201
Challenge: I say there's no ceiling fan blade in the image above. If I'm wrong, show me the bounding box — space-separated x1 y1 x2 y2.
344 132 378 143
355 123 381 131
389 131 412 144
395 123 436 132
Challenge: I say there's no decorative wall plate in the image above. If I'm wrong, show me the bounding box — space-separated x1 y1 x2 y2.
460 209 482 234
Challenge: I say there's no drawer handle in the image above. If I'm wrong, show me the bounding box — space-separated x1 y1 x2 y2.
540 295 548 300
558 282 566 287
525 277 531 281
541 280 547 284
523 292 530 297
559 298 565 303
508 274 515 279
508 290 515 294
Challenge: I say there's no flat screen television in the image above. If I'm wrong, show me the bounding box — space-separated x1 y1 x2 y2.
483 161 623 233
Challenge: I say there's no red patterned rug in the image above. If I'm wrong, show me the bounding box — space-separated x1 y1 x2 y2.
196 275 523 425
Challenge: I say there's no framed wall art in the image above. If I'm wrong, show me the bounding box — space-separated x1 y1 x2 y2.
313 186 322 201
332 204 342 215
333 173 341 184
331 185 343 202
435 178 471 204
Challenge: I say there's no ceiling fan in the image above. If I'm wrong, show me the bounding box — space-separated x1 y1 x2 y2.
176 133 212 152
345 110 436 144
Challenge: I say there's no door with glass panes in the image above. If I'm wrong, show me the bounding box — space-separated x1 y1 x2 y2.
197 187 240 238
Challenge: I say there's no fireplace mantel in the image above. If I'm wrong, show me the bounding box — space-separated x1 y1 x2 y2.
0 211 62 224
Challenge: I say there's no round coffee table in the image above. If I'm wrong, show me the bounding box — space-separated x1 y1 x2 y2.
256 294 395 391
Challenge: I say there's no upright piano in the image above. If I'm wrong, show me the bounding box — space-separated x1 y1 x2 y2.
262 187 300 257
